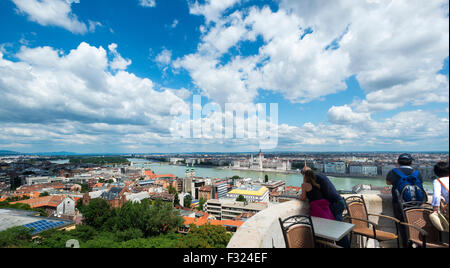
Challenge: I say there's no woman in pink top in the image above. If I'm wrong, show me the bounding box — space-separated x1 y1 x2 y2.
300 170 335 220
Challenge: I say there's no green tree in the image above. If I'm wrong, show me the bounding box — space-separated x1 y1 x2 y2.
69 157 130 165
236 195 247 202
0 227 33 248
33 229 74 248
39 192 50 197
81 184 90 193
4 195 30 202
10 176 21 191
174 193 180 206
81 236 118 248
184 194 192 208
115 228 144 242
175 224 232 248
69 225 97 242
119 233 180 248
198 198 206 211
168 185 177 195
79 199 115 230
114 199 183 237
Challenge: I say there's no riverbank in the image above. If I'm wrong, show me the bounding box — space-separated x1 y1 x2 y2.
128 159 434 192
221 166 301 175
217 166 388 180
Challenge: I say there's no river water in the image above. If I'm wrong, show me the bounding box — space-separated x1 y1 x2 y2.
128 158 434 192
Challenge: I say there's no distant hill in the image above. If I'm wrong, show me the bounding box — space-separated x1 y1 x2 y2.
0 150 20 156
0 151 79 156
32 152 78 156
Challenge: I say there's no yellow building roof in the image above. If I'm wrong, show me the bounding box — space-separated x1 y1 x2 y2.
228 186 268 197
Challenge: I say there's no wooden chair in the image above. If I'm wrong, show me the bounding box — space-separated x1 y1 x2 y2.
279 215 342 248
344 195 400 248
401 207 449 248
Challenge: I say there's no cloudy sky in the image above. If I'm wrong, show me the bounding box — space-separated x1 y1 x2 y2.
0 0 448 153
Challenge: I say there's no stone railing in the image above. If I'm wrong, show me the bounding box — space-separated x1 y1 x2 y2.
227 194 409 248
227 200 310 248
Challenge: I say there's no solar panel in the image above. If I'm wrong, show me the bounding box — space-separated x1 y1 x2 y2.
23 220 66 234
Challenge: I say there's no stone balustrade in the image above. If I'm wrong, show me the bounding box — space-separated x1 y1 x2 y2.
227 199 310 248
227 194 411 248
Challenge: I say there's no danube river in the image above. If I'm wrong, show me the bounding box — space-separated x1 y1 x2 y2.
128 159 433 192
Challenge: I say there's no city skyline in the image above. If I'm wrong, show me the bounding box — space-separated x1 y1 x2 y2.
0 0 449 154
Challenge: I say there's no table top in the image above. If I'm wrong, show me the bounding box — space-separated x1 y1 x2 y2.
311 216 355 241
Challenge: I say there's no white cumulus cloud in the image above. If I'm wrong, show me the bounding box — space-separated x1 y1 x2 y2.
11 0 95 34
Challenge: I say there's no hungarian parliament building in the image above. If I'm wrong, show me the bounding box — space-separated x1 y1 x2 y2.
232 151 292 171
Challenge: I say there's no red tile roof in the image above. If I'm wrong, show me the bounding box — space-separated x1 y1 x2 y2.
152 174 176 179
183 212 244 229
10 195 68 208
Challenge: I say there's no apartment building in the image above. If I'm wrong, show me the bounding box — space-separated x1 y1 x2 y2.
205 199 268 220
227 186 269 203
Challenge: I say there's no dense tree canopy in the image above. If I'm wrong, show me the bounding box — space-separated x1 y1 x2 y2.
0 227 32 248
0 197 233 248
69 156 130 165
114 199 183 237
78 198 115 230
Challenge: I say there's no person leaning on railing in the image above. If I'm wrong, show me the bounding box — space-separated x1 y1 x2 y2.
430 161 449 236
432 161 449 213
301 165 350 248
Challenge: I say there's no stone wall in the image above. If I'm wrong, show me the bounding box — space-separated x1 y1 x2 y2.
227 194 425 248
227 200 310 248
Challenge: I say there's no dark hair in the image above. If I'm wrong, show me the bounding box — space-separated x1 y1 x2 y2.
398 153 413 166
434 161 449 178
303 170 320 189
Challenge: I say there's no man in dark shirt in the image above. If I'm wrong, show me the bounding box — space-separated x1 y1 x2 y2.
386 153 424 207
386 153 424 247
302 166 350 247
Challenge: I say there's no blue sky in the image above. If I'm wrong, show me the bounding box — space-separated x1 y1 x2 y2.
0 0 448 153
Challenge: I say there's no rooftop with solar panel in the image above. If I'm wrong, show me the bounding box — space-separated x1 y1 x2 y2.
0 208 75 235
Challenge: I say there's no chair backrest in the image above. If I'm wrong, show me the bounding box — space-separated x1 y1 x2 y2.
279 215 315 248
403 207 440 244
345 196 369 229
395 189 428 211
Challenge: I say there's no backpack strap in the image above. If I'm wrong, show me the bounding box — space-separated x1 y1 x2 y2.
411 170 420 180
437 178 449 193
393 168 420 180
392 168 406 179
